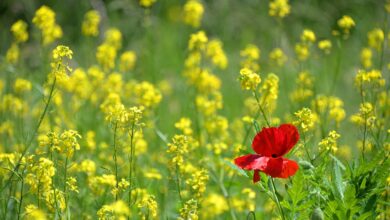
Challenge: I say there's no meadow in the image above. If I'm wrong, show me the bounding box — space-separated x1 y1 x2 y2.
0 0 389 219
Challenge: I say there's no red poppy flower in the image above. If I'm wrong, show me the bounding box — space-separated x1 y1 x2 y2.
234 124 300 183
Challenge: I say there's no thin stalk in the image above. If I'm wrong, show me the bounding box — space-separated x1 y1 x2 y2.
63 156 69 212
329 39 342 95
253 90 271 127
302 131 312 162
17 177 24 220
113 122 119 201
1 77 57 193
175 164 183 205
270 178 286 220
128 122 135 206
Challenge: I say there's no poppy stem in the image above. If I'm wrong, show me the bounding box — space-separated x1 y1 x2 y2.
270 177 286 220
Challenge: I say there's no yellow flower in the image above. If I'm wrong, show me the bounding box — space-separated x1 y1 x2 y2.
188 30 208 51
82 10 101 36
14 78 32 94
360 48 372 69
239 68 261 90
206 39 228 69
97 200 130 220
201 193 228 218
32 5 62 45
269 0 291 18
11 20 29 43
301 29 316 43
318 40 332 54
295 43 309 61
240 44 260 71
337 15 355 36
104 28 122 50
139 0 156 8
6 43 20 64
119 51 137 72
183 0 204 28
269 48 287 66
293 107 317 132
25 204 47 220
96 43 117 71
319 130 340 153
367 28 384 51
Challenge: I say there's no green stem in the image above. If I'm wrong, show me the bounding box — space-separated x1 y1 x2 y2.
17 177 24 220
270 178 286 220
253 90 271 127
128 122 135 206
1 77 57 193
113 123 119 201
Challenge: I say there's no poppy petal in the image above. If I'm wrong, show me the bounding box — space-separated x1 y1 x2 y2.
278 124 300 156
234 154 267 170
252 124 299 157
253 170 261 183
277 158 299 178
262 157 284 177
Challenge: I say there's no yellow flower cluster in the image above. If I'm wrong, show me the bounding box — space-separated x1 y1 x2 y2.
239 68 261 90
312 95 346 124
82 10 101 37
39 130 81 157
167 135 189 169
25 204 47 220
96 28 123 70
179 199 198 220
295 29 316 61
186 168 209 199
119 51 137 72
206 40 228 69
367 28 384 51
293 107 317 132
269 48 288 66
137 194 158 220
183 0 204 28
201 193 229 219
139 0 156 8
355 69 385 90
25 157 56 193
11 20 29 43
318 39 332 54
290 71 314 102
337 15 355 37
32 5 62 45
319 130 341 153
269 0 291 18
14 78 32 94
350 102 376 128
360 48 373 69
50 45 73 83
240 44 261 71
97 200 130 220
259 73 279 113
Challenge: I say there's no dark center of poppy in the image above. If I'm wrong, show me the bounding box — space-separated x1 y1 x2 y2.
271 154 277 158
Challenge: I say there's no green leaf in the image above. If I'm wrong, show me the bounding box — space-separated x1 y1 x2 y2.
224 160 248 177
332 160 345 201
